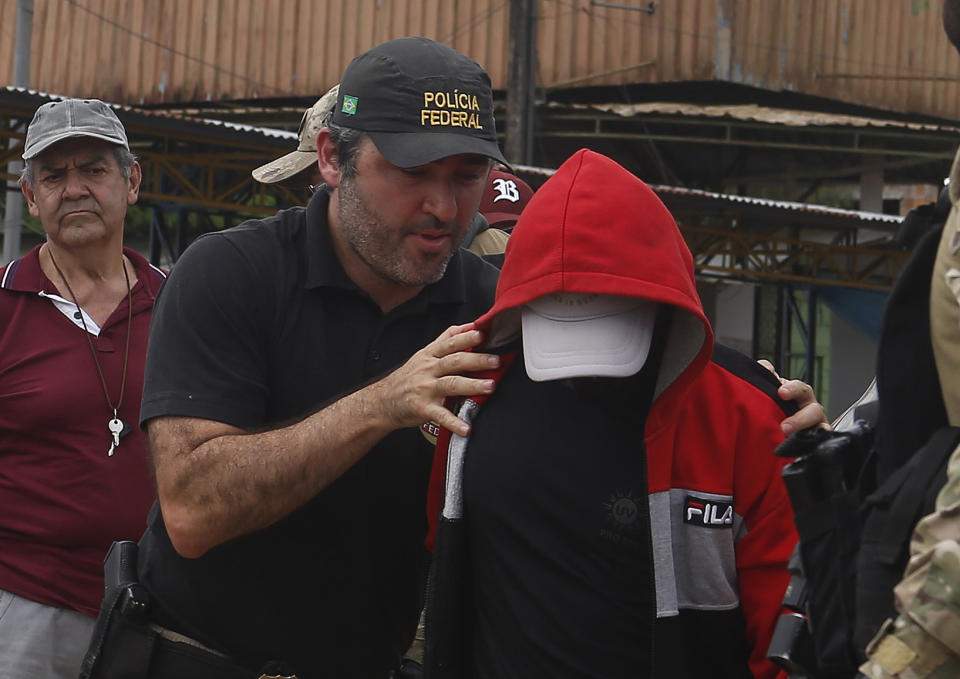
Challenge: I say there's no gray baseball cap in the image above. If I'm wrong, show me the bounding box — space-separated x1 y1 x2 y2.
22 98 129 160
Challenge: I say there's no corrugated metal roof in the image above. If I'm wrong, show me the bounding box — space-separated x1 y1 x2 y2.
650 183 903 224
557 101 960 134
7 1 960 124
513 163 904 225
2 86 298 142
0 87 904 228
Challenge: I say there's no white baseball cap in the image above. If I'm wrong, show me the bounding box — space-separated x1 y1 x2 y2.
521 292 659 381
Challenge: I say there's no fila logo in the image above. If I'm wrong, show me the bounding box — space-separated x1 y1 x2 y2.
683 495 734 529
491 178 520 203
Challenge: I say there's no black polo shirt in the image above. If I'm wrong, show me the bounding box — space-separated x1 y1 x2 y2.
138 190 499 679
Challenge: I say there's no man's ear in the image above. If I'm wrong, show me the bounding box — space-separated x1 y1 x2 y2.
21 179 39 218
316 128 342 189
127 161 142 205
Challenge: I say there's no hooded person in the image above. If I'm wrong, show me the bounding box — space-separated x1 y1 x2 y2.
423 149 797 679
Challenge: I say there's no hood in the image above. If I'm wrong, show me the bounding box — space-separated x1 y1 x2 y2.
476 148 713 402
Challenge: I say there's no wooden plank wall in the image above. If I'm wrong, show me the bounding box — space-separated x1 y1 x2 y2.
716 0 960 119
2 0 959 120
4 0 511 106
536 0 960 119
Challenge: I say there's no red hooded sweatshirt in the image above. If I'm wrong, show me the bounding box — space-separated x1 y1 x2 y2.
426 149 794 679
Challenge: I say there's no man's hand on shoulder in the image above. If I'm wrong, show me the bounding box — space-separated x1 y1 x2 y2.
146 325 503 559
373 323 500 437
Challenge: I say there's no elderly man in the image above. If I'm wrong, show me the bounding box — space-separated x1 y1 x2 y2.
0 98 165 678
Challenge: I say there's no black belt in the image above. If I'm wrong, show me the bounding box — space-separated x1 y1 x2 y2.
83 543 411 679
80 540 298 679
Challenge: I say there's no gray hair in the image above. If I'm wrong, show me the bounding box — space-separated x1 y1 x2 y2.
323 118 366 181
20 145 138 187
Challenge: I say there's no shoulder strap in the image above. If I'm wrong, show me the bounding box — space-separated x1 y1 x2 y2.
853 426 960 655
868 426 960 565
874 221 949 481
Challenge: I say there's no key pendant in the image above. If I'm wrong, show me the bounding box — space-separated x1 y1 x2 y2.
108 416 124 457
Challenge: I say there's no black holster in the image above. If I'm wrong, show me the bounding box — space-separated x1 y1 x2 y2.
78 541 264 679
79 541 154 679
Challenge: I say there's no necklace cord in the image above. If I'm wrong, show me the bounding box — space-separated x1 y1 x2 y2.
48 247 134 414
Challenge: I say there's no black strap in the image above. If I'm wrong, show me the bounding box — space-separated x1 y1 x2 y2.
873 426 960 564
79 585 130 679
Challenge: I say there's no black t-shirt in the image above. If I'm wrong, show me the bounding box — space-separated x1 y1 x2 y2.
138 191 499 679
463 356 658 678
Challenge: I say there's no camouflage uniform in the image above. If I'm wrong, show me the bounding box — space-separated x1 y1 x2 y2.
861 147 960 678
932 148 960 424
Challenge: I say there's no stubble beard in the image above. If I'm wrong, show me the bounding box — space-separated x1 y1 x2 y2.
337 177 464 287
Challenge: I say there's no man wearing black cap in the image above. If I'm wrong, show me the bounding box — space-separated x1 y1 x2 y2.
80 37 504 679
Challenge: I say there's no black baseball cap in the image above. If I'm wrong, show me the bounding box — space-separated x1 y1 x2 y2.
332 36 508 168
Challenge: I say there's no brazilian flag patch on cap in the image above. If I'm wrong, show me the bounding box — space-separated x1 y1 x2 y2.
341 95 358 115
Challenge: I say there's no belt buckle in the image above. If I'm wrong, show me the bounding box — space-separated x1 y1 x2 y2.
258 665 298 679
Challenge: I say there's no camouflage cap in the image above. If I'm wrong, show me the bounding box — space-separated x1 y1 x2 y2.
252 84 339 184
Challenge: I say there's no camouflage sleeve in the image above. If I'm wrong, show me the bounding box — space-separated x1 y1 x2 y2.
859 441 960 678
896 442 960 640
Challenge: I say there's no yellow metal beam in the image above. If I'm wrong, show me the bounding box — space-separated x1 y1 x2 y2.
681 225 908 291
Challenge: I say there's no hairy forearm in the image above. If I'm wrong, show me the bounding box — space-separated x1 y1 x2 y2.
151 383 397 558
151 323 498 558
